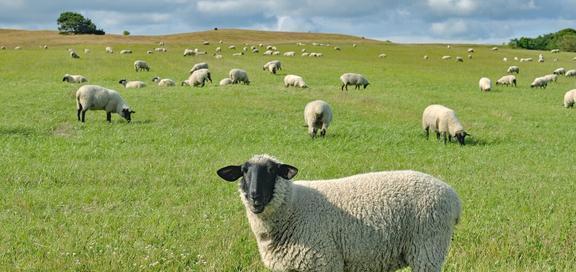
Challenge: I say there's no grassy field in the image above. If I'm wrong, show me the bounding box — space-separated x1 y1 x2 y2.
1 29 576 271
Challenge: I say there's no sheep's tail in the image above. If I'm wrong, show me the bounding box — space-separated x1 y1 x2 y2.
76 93 81 110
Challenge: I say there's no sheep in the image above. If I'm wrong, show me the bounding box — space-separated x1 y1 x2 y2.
75 85 135 123
468 54 473 59
441 55 451 60
229 68 250 85
340 73 369 91
423 55 429 60
62 74 88 83
573 57 576 61
479 77 491 92
301 48 307 52
252 48 259 53
283 75 307 88
456 56 463 62
203 41 210 45
119 79 146 89
183 49 195 56
334 46 341 51
14 46 21 50
194 49 207 55
553 68 566 75
507 66 520 74
105 46 113 54
352 43 358 47
530 77 548 88
133 60 150 72
152 76 176 87
228 45 236 50
215 47 221 53
542 74 558 83
491 46 498 51
304 100 332 138
301 52 309 57
422 104 469 145
120 49 132 54
70 51 80 59
496 75 517 87
42 45 48 49
263 60 282 74
216 154 461 272
502 57 507 62
309 52 322 57
232 52 244 56
520 58 533 62
564 89 576 108
182 68 212 87
447 44 451 48
467 48 474 53
189 62 209 74
0 46 5 50
263 50 274 55
283 51 295 57
378 53 387 58
219 78 233 86
565 69 576 77
158 41 165 46
84 48 90 54
538 54 544 63
146 50 153 54
551 49 560 53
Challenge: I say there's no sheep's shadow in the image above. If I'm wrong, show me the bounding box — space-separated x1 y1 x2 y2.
0 127 36 136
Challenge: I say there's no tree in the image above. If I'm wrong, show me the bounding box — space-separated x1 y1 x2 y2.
123 30 130 36
509 28 576 52
57 11 105 35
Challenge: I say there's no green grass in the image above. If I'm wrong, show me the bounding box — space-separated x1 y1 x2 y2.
1 30 576 271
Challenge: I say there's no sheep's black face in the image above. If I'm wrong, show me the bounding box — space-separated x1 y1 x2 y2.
217 159 298 214
122 108 135 122
456 131 469 146
119 79 127 85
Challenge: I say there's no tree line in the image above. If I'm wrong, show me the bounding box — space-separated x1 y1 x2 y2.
509 28 576 52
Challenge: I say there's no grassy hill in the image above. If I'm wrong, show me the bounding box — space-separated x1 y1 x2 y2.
1 29 576 271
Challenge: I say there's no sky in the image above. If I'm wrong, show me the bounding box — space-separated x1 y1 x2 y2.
0 0 575 44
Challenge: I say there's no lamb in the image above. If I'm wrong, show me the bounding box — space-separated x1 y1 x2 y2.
479 77 491 92
152 76 176 87
120 49 132 54
530 77 548 88
105 46 113 54
507 66 520 74
216 154 461 272
62 74 88 83
263 60 282 74
496 75 517 87
133 60 150 72
283 75 307 88
553 68 566 75
422 104 469 145
75 85 135 123
565 69 576 77
219 78 233 86
70 51 80 59
14 46 21 50
119 79 146 89
182 68 212 87
304 100 332 138
189 62 209 74
183 49 195 56
564 89 576 108
340 73 369 91
229 68 250 85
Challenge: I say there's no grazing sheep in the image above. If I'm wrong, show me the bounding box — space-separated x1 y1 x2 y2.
216 154 461 272
190 62 209 74
553 68 566 75
538 54 544 63
0 46 5 50
551 49 560 53
229 69 250 85
42 45 48 49
308 52 322 57
304 100 332 138
263 50 274 55
479 77 491 92
468 54 473 59
155 47 167 52
152 76 176 87
120 49 132 54
146 50 153 54
134 60 150 72
447 44 451 48
564 89 576 108
105 46 113 54
378 53 387 58
70 51 80 59
340 73 369 91
283 51 295 57
62 74 88 83
183 49 195 56
352 43 357 47
467 48 474 53
442 55 451 60
520 58 533 62
507 66 520 74
228 45 236 50
423 55 429 60
159 41 165 46
215 47 221 53
119 79 146 89
263 60 282 74
543 74 558 83
496 75 517 87
252 48 260 53
283 75 307 88
84 48 90 54
456 56 463 62
422 104 469 145
203 41 210 45
219 78 233 86
182 68 212 87
14 46 21 50
565 69 576 77
301 52 309 57
232 52 244 56
334 46 341 51
530 77 548 88
76 85 134 123
491 46 498 51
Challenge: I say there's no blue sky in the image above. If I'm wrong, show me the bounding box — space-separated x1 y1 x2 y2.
0 0 575 43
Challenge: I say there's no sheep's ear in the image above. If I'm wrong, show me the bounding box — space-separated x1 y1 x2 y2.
217 165 242 182
130 110 136 114
278 164 298 180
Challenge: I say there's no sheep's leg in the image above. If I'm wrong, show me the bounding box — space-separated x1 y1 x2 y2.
81 110 87 123
77 105 82 121
106 112 112 123
436 131 440 141
424 127 429 140
448 135 452 142
443 132 447 144
341 83 345 91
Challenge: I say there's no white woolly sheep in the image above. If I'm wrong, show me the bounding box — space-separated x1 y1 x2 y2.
304 100 332 138
263 50 273 55
520 58 533 62
190 62 209 74
263 60 282 74
84 48 90 54
14 46 21 50
467 48 474 53
228 45 236 50
530 77 548 88
479 77 491 92
182 68 212 87
442 55 451 60
214 54 223 59
423 55 429 60
229 68 250 85
203 41 210 45
219 78 233 86
340 73 369 91
301 52 309 57
232 52 244 56
70 51 80 59
0 46 6 50
468 54 473 59
158 41 164 46
183 49 195 56
42 45 48 50
564 89 576 108
543 74 558 83
553 68 566 75
551 49 560 53
216 154 461 272
538 54 544 63
507 66 520 74
283 51 295 57
378 53 387 58
215 47 221 53
456 56 463 62
146 50 153 54
565 69 576 77
62 74 88 83
152 76 176 87
352 43 357 47
155 47 167 52
105 46 113 54
422 104 469 145
76 85 134 123
334 46 341 51
491 46 498 51
283 75 307 88
134 60 150 72
496 75 517 87
120 49 132 54
119 79 146 89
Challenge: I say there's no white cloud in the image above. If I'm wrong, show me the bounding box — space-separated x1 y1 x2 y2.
431 19 468 37
427 0 477 15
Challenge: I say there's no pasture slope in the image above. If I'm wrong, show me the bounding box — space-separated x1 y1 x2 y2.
0 28 575 271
